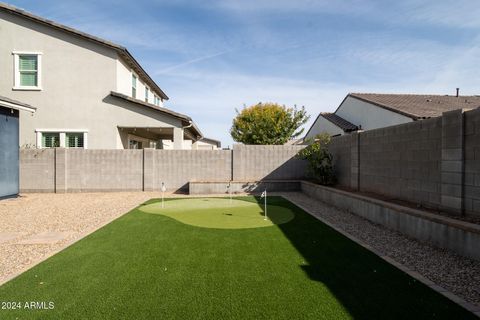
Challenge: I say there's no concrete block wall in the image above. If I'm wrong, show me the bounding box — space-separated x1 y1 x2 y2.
440 110 465 214
327 134 352 188
19 145 306 193
328 108 480 217
232 144 306 181
66 150 144 192
464 108 480 216
19 149 55 192
152 150 232 191
359 117 442 209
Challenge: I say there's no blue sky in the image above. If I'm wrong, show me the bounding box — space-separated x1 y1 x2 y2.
8 0 480 147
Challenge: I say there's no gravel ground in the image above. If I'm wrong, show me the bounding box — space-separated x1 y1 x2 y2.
0 192 162 285
281 192 480 308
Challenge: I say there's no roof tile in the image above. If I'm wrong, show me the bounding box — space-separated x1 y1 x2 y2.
350 93 480 119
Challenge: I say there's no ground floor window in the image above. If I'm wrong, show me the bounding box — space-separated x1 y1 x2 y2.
41 132 60 148
36 130 88 149
66 133 84 148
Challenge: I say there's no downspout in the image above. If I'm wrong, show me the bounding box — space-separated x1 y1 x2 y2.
182 120 193 130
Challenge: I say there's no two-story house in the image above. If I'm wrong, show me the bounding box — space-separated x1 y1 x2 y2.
0 3 206 149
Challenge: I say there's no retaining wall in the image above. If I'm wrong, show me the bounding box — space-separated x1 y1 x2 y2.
301 181 480 261
189 180 301 195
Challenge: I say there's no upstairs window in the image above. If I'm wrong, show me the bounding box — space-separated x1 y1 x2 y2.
154 95 160 106
13 52 42 90
131 74 137 98
66 133 84 148
145 87 149 102
41 132 60 148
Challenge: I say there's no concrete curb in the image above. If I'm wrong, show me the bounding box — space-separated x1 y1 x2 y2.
281 194 480 318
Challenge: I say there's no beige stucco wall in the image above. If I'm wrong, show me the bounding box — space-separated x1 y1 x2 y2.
335 96 413 130
305 115 344 139
115 59 132 98
116 59 163 106
0 11 173 149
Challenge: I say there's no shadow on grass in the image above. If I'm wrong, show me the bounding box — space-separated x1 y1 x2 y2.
244 195 477 320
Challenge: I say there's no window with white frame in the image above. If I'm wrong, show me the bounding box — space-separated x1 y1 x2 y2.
131 74 137 98
36 130 88 149
154 95 159 106
145 87 149 102
13 52 42 90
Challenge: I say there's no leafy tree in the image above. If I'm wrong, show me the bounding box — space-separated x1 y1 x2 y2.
297 133 336 185
230 102 309 145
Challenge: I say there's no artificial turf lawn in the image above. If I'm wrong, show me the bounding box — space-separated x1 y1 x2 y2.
0 196 476 319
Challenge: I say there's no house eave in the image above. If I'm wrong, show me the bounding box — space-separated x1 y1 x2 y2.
0 95 36 113
110 92 202 139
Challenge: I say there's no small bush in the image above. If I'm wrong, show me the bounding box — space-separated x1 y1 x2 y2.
297 133 336 185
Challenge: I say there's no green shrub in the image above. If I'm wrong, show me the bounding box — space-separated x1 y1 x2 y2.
297 133 336 185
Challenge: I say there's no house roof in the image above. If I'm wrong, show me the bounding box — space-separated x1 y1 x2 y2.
320 112 358 132
0 2 168 100
349 93 480 119
304 112 358 138
199 137 221 148
110 92 203 138
0 95 36 113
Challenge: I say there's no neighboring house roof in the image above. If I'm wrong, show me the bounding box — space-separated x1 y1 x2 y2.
0 3 168 100
0 95 36 113
110 92 202 138
348 93 480 120
320 112 358 132
198 137 221 148
304 112 358 138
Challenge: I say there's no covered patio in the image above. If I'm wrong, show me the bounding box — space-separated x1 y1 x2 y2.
118 125 202 149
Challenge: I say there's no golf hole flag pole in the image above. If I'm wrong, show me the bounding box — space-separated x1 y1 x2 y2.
261 189 267 220
161 182 167 208
227 182 232 204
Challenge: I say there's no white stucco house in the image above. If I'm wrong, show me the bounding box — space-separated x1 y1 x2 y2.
305 92 480 139
0 3 210 149
192 137 222 150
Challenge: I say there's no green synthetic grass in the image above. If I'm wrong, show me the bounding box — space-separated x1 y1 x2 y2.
0 196 475 320
139 197 294 229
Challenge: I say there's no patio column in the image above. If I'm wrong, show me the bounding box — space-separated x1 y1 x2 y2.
173 127 184 150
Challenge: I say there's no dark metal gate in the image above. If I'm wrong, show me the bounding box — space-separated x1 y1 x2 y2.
0 106 19 198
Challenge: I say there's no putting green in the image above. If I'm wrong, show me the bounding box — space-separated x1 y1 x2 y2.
138 198 295 229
